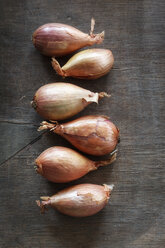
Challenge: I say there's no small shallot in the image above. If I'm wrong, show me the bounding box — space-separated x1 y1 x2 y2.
39 115 119 156
52 49 114 79
35 146 117 183
36 183 114 217
32 19 104 56
31 83 109 121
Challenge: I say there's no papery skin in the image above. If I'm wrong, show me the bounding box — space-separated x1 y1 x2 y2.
36 183 114 217
35 146 95 183
32 20 104 57
52 49 114 79
35 146 116 183
31 83 109 121
39 115 119 156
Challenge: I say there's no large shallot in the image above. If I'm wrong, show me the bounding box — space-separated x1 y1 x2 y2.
39 115 119 156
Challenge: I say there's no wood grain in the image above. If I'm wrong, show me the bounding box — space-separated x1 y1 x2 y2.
0 0 164 247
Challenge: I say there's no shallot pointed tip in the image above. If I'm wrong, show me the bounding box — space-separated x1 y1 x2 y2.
109 152 117 164
92 30 105 44
89 18 104 43
110 148 118 156
95 150 117 168
104 184 114 191
40 196 50 201
100 30 105 38
90 18 95 35
99 92 111 99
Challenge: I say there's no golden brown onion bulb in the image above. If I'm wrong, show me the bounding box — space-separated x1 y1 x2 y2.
36 183 114 217
31 83 109 121
39 115 119 156
32 19 104 57
35 146 117 183
52 49 114 79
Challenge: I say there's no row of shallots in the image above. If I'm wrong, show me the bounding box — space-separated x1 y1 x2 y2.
32 19 120 217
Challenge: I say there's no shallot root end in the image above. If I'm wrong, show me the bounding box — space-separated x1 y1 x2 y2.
36 200 47 214
36 197 51 214
31 100 37 109
38 121 57 131
51 57 66 77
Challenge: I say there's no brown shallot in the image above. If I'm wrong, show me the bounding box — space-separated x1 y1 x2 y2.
32 19 104 57
52 49 114 79
36 183 114 217
39 115 119 156
31 83 109 121
35 146 117 183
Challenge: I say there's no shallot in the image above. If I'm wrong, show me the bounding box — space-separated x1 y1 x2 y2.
35 146 117 183
39 115 119 156
32 19 104 56
36 183 114 217
31 83 109 121
52 49 114 79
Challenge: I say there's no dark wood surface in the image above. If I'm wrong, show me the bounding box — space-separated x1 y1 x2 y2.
0 0 164 247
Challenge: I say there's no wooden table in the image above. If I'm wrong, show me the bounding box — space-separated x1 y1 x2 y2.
0 0 164 247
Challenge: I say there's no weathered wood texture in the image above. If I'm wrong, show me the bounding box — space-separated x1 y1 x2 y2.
0 0 164 247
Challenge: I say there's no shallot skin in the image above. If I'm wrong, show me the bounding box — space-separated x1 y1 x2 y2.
52 49 114 79
39 115 119 156
35 146 116 183
31 83 109 121
36 183 114 217
32 20 104 57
